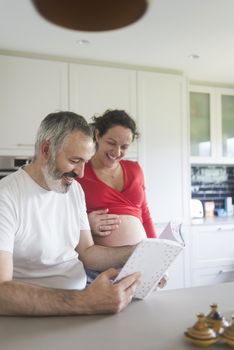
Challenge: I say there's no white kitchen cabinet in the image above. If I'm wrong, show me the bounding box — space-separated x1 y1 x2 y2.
191 265 234 286
69 63 136 120
137 71 189 223
190 224 234 287
190 85 234 164
0 55 68 156
69 63 138 159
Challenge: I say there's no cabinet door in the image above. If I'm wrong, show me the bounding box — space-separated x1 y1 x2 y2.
191 224 234 269
0 55 68 156
69 64 137 159
190 85 217 164
190 91 211 157
190 224 234 287
190 85 234 164
137 71 189 223
217 88 234 160
69 64 136 120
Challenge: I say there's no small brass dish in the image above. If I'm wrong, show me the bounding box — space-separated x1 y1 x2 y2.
221 337 234 347
206 303 229 335
184 332 219 347
221 316 234 347
184 313 219 347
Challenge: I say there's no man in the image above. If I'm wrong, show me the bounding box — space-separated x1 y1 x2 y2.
0 111 140 316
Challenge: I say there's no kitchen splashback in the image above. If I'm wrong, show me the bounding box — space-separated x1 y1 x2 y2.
191 165 234 209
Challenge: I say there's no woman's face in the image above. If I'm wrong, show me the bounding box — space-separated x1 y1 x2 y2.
95 125 133 168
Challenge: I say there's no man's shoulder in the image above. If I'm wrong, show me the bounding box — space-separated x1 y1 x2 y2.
70 180 85 198
0 169 22 191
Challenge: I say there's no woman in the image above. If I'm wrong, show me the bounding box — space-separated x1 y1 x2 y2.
77 109 157 247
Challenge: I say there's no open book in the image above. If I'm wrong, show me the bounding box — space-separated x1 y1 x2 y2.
114 222 185 299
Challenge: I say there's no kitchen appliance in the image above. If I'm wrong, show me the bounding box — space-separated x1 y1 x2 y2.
0 156 30 179
190 199 204 218
204 201 215 218
224 196 233 216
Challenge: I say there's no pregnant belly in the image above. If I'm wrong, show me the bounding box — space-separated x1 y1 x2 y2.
93 215 147 247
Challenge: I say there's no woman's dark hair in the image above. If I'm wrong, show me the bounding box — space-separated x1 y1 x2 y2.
90 109 140 141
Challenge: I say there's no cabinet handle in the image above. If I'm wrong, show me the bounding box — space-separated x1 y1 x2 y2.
218 269 234 274
17 144 34 147
216 227 234 232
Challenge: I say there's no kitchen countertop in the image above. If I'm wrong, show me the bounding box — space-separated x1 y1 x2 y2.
155 217 234 227
0 282 233 350
191 216 234 226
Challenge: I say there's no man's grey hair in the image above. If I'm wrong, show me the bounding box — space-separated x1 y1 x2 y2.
34 111 92 158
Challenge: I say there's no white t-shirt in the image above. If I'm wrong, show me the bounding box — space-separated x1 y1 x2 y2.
0 168 90 290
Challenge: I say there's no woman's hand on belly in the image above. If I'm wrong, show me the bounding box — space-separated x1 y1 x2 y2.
88 209 121 236
93 215 147 247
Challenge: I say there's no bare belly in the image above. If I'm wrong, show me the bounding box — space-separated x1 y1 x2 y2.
93 215 147 247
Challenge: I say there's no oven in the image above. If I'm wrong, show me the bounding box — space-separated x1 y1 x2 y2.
0 156 30 180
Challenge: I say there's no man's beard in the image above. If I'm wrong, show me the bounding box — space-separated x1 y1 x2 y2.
41 158 76 193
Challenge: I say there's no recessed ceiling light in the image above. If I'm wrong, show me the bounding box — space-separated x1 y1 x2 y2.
188 54 200 60
77 39 91 45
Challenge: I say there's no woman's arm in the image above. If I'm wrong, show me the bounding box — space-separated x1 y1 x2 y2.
136 163 156 238
141 199 157 238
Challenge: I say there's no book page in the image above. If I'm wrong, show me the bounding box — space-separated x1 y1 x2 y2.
159 222 184 245
114 222 184 299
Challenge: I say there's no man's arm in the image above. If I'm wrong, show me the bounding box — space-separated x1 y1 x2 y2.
77 229 136 272
77 230 168 290
0 251 140 316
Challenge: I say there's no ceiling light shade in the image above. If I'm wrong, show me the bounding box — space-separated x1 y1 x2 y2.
32 0 148 31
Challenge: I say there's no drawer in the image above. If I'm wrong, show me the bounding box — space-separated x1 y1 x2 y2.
191 265 234 287
191 227 234 268
191 224 234 233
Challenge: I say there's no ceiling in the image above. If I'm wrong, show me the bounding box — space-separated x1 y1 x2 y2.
1 0 234 85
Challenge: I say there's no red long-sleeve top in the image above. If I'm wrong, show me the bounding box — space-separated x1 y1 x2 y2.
77 160 156 238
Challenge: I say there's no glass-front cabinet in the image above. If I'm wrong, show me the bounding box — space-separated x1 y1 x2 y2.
221 93 234 157
190 90 211 157
190 85 234 164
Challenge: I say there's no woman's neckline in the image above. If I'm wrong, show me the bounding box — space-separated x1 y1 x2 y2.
89 158 125 192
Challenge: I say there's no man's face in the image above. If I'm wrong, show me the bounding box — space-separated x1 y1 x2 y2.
42 130 94 193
